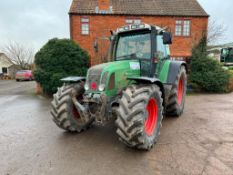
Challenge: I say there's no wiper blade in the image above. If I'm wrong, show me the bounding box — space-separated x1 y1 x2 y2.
116 53 136 60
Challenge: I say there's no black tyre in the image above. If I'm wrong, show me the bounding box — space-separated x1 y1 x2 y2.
165 66 187 117
115 84 163 150
51 83 94 132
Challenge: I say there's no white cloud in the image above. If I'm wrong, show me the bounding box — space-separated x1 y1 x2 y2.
0 0 72 51
198 0 233 44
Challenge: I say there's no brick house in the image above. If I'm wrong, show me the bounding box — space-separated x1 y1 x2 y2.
69 0 209 65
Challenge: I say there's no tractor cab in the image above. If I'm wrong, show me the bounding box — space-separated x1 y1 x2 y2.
221 47 233 65
111 24 172 77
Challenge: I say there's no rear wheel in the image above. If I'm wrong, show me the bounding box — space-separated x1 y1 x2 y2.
165 66 187 117
51 83 94 132
115 84 163 150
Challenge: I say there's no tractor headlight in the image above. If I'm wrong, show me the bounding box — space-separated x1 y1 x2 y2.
98 84 105 91
84 83 89 91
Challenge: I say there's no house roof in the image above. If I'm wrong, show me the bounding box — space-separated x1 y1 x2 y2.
69 0 209 17
208 42 233 50
0 53 13 66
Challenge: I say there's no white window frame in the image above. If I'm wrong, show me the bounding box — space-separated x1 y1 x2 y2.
125 18 141 25
175 19 191 37
183 20 191 36
175 20 182 36
81 17 89 35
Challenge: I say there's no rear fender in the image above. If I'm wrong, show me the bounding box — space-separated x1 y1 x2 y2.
167 61 187 84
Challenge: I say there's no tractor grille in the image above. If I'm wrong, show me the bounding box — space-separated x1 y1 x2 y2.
88 74 100 85
87 67 103 90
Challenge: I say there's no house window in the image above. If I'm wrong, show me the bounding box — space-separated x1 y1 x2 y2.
2 67 7 74
81 17 89 35
183 20 191 36
134 19 141 24
125 19 141 24
175 20 182 36
175 20 191 36
126 19 133 24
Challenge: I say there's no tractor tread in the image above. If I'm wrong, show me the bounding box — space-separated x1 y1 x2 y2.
165 66 187 117
50 83 93 132
116 84 163 150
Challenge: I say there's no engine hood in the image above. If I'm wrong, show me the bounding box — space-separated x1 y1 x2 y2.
86 60 141 96
88 60 141 79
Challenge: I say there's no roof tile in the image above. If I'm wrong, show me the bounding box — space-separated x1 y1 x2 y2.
69 0 209 17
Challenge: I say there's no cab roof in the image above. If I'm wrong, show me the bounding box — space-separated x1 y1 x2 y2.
115 23 165 35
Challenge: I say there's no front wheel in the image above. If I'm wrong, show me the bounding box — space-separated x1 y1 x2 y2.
51 83 94 132
115 84 163 150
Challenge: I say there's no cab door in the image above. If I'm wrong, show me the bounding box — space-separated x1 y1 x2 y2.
155 35 170 76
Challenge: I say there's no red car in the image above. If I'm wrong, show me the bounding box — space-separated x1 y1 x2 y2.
15 70 34 81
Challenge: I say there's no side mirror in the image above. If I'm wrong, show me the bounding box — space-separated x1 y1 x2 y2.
94 40 99 53
163 32 172 45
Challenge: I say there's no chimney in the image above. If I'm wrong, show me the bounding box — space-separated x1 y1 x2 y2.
98 0 110 10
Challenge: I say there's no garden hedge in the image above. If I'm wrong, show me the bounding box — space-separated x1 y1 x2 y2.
34 38 89 94
189 37 230 93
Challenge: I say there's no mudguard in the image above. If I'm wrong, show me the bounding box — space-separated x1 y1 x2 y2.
61 76 86 83
167 61 187 84
127 76 165 105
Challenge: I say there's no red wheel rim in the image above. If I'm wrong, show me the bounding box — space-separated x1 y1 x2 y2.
72 104 80 119
145 98 158 136
177 78 184 106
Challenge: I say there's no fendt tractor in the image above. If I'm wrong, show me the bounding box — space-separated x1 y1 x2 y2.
51 24 187 150
221 47 233 66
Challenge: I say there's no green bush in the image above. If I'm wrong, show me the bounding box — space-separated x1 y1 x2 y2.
34 38 89 94
189 37 230 93
229 70 233 79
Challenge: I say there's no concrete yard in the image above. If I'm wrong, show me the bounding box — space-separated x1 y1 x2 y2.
0 80 233 175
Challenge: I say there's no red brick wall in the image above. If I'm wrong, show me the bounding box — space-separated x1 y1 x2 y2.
70 15 208 65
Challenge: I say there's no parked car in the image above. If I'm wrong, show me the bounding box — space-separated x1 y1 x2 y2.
15 70 34 81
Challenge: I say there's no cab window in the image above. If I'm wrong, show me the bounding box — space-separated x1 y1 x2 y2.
156 35 168 59
116 33 151 60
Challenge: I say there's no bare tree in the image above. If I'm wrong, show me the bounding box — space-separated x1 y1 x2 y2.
208 19 227 44
1 41 35 70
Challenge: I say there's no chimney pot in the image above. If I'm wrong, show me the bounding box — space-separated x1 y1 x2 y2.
98 0 110 10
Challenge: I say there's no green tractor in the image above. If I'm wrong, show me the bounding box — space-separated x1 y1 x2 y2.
51 24 187 150
221 47 233 66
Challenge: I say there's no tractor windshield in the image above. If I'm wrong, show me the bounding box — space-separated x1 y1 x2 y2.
116 32 151 60
221 48 229 57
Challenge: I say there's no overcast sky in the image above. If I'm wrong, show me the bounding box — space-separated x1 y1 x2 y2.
0 0 232 51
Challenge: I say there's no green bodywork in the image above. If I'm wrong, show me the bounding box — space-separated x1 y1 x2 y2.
59 24 187 126
85 59 171 97
221 48 233 64
158 60 171 83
